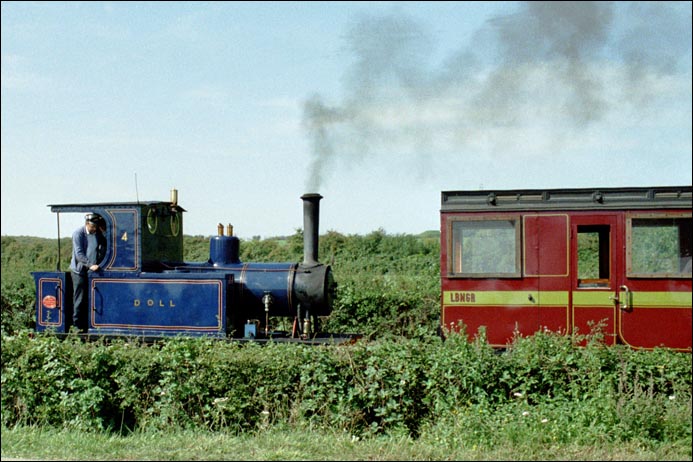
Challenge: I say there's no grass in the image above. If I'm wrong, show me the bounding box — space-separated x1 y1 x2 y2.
2 424 691 461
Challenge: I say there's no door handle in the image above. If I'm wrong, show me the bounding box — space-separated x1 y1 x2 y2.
609 285 631 311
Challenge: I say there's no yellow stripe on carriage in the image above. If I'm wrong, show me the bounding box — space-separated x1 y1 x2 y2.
444 290 568 306
445 290 693 309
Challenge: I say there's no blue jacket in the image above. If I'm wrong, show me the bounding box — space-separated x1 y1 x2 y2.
70 226 106 274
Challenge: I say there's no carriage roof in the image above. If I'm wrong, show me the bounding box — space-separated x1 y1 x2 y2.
441 185 692 212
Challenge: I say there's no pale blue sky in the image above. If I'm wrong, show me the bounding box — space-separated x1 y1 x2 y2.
2 1 691 239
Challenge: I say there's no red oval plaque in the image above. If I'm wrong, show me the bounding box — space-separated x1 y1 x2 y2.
42 295 57 309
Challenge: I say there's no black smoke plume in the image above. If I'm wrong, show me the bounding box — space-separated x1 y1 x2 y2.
303 1 692 192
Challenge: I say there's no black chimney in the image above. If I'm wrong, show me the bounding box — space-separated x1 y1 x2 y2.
301 193 322 267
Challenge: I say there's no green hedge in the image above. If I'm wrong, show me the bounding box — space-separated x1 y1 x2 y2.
2 329 690 446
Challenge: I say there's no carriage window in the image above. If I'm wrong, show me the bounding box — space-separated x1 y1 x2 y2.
627 215 692 277
577 225 610 287
449 218 521 277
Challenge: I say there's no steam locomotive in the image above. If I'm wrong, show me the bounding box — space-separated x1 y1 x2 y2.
33 190 345 343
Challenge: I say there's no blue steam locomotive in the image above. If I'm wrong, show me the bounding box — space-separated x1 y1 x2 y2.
33 190 339 342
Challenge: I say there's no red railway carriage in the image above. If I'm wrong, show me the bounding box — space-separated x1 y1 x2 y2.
440 186 692 351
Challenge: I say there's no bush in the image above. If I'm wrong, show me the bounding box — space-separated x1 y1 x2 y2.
1 283 35 336
2 329 690 447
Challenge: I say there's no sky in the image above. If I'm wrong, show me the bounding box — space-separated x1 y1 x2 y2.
2 1 692 240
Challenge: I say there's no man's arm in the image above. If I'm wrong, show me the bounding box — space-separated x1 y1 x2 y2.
72 228 89 266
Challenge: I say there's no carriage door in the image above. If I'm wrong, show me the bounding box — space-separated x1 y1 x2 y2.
570 214 621 345
618 212 692 350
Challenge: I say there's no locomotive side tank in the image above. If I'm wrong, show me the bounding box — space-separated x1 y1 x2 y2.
33 191 335 340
